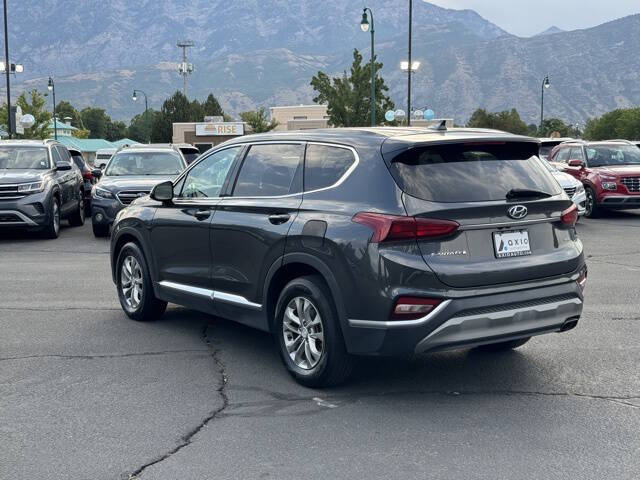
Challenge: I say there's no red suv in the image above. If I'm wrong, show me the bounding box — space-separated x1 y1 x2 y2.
549 140 640 217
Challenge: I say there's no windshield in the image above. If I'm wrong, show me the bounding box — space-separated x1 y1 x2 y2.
389 142 562 203
105 151 185 176
586 145 640 167
0 147 50 170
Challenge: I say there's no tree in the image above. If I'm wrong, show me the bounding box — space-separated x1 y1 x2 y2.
583 108 640 141
467 108 529 135
105 119 127 141
311 49 394 127
240 107 278 133
17 90 52 139
202 93 224 117
80 107 110 138
55 100 84 128
150 91 192 142
128 109 158 143
538 118 572 137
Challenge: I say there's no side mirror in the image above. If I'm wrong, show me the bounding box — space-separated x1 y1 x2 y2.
568 159 584 167
56 161 72 171
92 168 102 179
150 181 173 203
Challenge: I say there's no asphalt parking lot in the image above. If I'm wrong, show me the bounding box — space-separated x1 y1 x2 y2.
1 215 639 480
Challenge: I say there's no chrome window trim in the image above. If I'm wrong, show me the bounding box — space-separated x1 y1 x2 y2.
459 217 560 231
158 280 263 310
170 140 360 202
0 210 38 226
348 300 452 329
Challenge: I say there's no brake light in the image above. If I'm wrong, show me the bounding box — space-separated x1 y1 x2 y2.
353 212 459 243
392 297 442 320
82 170 93 180
560 204 579 226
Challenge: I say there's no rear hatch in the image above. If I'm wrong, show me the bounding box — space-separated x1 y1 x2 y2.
382 138 582 288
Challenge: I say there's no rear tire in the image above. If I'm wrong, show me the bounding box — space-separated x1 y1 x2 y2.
275 275 353 388
476 337 531 352
116 242 167 322
92 220 109 237
41 197 60 239
68 194 86 227
584 186 600 218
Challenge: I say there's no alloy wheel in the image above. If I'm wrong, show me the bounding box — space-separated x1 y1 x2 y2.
282 296 324 369
121 256 143 310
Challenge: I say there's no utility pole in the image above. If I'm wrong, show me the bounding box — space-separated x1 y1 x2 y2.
407 0 413 126
3 0 11 138
177 40 194 97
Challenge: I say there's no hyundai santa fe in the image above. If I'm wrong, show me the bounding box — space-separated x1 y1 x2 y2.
110 127 586 387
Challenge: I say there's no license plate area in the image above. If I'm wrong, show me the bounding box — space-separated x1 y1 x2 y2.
493 230 531 258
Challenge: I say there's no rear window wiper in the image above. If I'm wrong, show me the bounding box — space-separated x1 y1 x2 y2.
506 188 552 200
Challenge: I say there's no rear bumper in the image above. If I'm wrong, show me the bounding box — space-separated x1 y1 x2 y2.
598 194 640 209
345 272 584 355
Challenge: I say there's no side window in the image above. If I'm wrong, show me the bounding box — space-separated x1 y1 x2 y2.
304 144 356 191
232 144 303 197
570 147 585 161
555 147 570 163
179 147 241 198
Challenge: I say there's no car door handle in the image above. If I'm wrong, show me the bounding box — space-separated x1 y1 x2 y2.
194 209 211 221
268 213 291 225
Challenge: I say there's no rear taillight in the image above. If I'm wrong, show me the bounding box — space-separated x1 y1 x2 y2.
353 212 459 243
82 170 93 180
392 297 442 320
577 268 587 291
560 204 578 226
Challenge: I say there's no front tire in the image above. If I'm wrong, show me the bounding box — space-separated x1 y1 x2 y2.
41 197 60 239
584 186 600 218
116 242 167 322
275 275 353 387
68 194 86 227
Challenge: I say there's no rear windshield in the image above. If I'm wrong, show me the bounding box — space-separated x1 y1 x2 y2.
388 142 561 203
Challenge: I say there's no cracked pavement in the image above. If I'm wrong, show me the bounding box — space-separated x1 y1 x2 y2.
1 214 639 480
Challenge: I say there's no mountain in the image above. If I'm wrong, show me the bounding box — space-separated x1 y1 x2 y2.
535 26 566 36
7 1 640 125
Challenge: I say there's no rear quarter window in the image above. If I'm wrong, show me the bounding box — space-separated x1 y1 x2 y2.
388 142 561 203
304 144 355 191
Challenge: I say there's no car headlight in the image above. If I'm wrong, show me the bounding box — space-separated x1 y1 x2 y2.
93 186 115 199
17 181 43 193
602 182 617 191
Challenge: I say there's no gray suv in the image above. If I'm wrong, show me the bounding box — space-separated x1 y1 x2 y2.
0 140 86 238
110 127 586 387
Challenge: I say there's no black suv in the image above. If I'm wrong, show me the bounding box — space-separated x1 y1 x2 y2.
91 145 187 237
0 140 86 238
110 127 586 386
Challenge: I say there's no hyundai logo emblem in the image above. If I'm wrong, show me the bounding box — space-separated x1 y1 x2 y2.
508 205 528 219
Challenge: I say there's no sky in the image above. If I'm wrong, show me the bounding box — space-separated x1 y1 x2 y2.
428 0 640 37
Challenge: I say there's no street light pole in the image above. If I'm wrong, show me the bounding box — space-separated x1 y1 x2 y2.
48 77 57 140
540 75 550 130
360 8 375 127
407 0 413 126
3 0 11 138
132 89 149 143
